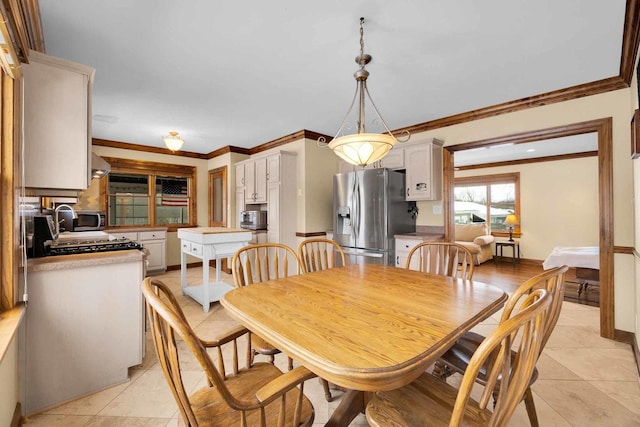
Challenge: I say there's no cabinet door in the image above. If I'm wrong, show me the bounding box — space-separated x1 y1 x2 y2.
395 238 421 270
266 155 280 182
144 240 166 272
244 162 256 203
405 144 432 201
235 163 245 187
267 184 279 242
254 157 268 202
23 52 94 190
236 188 245 228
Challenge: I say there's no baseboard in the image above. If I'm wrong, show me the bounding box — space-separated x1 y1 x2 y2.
632 333 640 379
12 402 21 427
613 329 634 344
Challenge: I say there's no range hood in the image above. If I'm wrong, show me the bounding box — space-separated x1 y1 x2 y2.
91 153 111 179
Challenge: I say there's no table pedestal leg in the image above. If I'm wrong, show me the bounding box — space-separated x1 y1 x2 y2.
325 389 365 427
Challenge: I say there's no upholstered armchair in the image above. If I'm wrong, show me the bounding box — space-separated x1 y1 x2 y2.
454 223 495 265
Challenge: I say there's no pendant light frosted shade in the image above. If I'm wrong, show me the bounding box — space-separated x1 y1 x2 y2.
163 131 184 151
329 133 396 166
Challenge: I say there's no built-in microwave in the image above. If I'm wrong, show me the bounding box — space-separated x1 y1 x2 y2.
73 210 106 231
240 210 267 230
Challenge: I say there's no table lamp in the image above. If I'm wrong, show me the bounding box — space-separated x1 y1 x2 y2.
503 214 518 242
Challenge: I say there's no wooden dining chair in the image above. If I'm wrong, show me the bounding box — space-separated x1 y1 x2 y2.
297 238 346 273
366 288 552 427
297 238 346 402
142 277 316 427
232 243 300 369
406 241 475 280
433 265 569 427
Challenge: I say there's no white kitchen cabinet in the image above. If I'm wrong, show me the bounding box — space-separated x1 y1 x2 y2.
138 230 167 272
266 154 281 182
235 188 245 228
242 157 267 203
366 147 405 170
395 234 445 270
235 163 245 187
395 237 422 270
21 252 145 415
108 228 167 274
267 184 280 243
23 50 95 191
405 139 444 201
266 152 297 251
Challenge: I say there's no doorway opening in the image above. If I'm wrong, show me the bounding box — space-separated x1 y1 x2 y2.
443 118 614 339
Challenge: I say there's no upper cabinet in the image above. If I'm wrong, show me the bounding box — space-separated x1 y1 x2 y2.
404 138 444 201
365 147 405 170
236 156 267 203
23 50 95 191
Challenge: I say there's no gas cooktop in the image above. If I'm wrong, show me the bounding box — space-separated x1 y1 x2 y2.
46 238 144 256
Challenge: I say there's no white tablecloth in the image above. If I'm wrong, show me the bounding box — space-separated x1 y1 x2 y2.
542 246 599 270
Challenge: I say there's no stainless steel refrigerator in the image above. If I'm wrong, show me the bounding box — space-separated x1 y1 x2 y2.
333 168 416 265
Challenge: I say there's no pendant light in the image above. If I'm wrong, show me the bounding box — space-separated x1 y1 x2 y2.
327 17 404 167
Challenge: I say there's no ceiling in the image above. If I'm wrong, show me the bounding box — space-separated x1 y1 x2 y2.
37 1 627 156
453 133 599 167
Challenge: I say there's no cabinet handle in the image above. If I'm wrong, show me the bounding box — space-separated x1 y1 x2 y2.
406 188 410 197
266 173 270 179
396 255 399 265
241 178 244 185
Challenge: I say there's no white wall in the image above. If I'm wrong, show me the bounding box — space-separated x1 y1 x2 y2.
456 156 599 261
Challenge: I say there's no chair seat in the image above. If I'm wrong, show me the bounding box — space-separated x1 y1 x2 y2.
191 362 314 426
252 334 281 355
440 331 539 386
366 372 492 427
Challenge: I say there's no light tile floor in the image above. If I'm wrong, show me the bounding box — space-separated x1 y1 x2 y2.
23 267 640 426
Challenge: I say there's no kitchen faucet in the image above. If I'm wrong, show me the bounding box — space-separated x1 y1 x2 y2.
54 204 77 235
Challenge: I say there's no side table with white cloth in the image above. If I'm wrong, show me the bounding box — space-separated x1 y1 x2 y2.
543 246 599 296
177 227 252 312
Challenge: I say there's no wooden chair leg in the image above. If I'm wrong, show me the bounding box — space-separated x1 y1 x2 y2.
287 356 293 371
431 360 453 381
523 386 539 427
321 379 333 402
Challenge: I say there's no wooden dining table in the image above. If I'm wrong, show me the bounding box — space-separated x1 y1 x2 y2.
221 263 507 426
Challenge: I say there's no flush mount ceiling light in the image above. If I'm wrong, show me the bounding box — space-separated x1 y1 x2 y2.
324 17 407 167
163 131 184 151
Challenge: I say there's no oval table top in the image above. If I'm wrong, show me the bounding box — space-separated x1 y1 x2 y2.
222 263 507 392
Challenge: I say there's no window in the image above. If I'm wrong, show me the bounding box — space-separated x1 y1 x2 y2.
101 158 196 230
454 173 520 235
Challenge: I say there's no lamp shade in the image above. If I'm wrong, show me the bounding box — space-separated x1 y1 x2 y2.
328 133 397 167
503 214 519 227
163 131 184 151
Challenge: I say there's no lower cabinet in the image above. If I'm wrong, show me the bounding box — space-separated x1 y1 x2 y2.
109 229 167 274
21 252 145 415
395 238 422 270
395 235 444 269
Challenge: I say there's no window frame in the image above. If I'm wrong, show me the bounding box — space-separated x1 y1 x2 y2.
454 172 521 238
100 157 197 231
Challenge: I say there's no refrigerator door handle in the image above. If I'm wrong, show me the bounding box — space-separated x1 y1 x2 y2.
352 176 360 240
